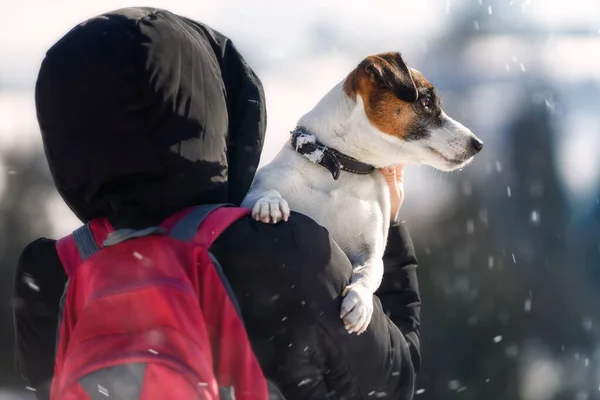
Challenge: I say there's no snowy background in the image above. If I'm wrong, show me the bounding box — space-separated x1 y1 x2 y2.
1 0 599 399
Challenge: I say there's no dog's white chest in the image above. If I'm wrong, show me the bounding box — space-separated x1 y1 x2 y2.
285 167 390 264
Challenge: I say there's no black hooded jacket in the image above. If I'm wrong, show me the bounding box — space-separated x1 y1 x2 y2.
14 7 421 400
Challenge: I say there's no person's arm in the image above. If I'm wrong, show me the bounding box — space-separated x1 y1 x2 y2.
378 164 421 372
13 238 67 399
378 221 421 371
210 213 334 399
212 212 420 400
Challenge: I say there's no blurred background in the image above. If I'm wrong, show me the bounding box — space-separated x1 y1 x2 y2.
1 0 599 399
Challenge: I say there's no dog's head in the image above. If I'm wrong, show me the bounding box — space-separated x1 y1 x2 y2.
344 52 483 171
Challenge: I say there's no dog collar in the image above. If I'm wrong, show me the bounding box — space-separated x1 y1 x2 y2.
290 127 376 180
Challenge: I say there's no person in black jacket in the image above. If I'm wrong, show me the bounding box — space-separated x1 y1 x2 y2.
13 7 421 400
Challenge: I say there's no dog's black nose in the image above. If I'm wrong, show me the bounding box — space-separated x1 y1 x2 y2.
471 137 484 153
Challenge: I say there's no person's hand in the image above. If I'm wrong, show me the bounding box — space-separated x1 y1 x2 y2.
380 163 406 223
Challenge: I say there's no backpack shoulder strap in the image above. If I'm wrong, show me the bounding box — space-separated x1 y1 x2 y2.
169 204 251 325
169 204 251 248
72 224 101 262
168 204 228 242
64 217 113 266
55 220 104 276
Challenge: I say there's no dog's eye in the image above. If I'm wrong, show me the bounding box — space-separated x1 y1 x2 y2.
420 96 432 109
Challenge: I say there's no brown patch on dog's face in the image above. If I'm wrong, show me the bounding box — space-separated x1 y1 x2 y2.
343 52 483 171
344 53 443 141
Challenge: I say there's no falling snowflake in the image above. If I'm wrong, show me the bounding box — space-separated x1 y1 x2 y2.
416 389 426 395
530 211 540 224
493 335 503 343
298 378 312 387
488 5 492 15
507 186 512 197
25 386 36 392
23 274 40 292
448 380 461 391
133 251 144 260
98 385 109 396
524 299 532 312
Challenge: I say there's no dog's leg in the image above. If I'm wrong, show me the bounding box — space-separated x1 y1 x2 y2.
340 254 384 335
244 188 291 224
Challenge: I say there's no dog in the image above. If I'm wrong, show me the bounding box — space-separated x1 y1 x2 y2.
241 52 483 335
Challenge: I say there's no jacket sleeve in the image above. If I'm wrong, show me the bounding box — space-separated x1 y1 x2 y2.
211 213 420 399
13 238 67 399
377 220 422 372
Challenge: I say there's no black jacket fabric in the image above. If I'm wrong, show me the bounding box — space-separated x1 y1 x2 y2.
14 7 421 400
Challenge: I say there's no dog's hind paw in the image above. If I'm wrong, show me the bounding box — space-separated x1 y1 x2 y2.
340 284 374 335
251 192 291 224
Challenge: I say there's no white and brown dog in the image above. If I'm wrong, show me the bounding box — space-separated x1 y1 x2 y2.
241 52 483 335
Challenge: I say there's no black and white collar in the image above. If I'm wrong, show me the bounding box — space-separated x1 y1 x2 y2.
290 127 376 180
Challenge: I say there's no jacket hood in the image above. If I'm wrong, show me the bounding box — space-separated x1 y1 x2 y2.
36 7 266 226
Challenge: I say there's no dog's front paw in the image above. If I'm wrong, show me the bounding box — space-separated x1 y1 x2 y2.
340 284 374 335
252 193 290 224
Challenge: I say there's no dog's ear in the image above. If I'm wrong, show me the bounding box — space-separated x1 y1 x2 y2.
361 52 418 102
